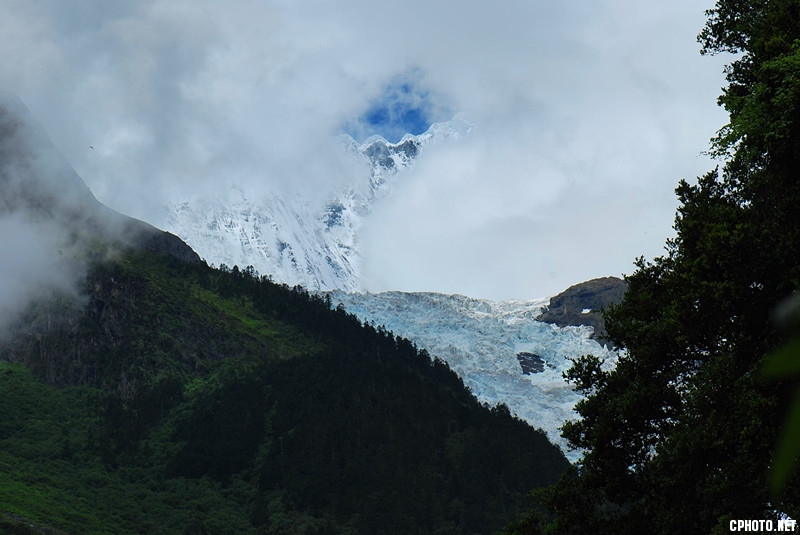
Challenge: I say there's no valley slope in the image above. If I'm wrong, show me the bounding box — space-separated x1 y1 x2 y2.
0 94 570 534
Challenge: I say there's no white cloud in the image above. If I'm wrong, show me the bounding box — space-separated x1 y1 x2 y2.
0 213 85 335
0 0 729 299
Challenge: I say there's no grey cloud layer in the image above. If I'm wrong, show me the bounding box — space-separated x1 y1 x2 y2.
1 0 728 299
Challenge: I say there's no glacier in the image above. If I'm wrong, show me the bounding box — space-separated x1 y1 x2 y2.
327 290 617 461
161 115 616 462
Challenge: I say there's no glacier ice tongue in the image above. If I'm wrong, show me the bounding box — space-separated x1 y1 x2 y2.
327 290 617 463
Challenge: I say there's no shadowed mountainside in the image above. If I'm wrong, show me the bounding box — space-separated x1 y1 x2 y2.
0 93 199 265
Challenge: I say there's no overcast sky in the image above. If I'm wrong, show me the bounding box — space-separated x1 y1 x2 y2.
0 0 729 300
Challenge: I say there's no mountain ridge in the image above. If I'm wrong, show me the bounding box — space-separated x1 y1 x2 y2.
0 94 569 534
156 104 626 462
163 114 473 292
0 92 200 266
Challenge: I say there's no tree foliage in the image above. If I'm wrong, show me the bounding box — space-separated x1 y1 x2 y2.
526 1 800 532
0 249 569 534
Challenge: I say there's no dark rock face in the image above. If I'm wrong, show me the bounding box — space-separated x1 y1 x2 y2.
364 141 395 169
363 138 419 170
133 223 201 264
517 352 546 374
394 139 418 159
323 201 345 228
536 276 628 341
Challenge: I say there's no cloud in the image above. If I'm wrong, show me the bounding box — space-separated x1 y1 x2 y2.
0 214 83 334
0 0 729 299
0 94 95 333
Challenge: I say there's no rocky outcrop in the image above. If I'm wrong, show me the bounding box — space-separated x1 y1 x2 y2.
536 276 628 341
516 351 547 374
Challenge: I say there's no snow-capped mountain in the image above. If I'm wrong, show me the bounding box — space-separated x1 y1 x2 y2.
163 116 472 291
328 290 617 461
162 115 619 462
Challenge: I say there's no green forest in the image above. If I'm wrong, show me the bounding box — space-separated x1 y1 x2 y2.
4 1 800 533
0 249 568 534
507 1 800 533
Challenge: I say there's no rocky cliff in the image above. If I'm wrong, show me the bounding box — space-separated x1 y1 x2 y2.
535 276 628 340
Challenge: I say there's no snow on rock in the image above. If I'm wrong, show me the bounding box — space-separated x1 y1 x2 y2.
162 116 471 292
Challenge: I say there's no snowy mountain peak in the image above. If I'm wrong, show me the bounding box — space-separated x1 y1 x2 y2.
164 116 472 291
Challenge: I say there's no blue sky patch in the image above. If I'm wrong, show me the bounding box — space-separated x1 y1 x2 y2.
345 73 450 143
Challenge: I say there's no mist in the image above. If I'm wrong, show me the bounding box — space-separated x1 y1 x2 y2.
0 94 177 334
0 215 82 332
1 0 729 299
0 95 92 332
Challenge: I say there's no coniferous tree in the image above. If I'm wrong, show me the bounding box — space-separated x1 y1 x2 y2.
529 1 800 533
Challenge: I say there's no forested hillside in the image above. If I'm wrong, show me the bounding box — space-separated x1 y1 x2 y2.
510 1 800 533
0 249 568 534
